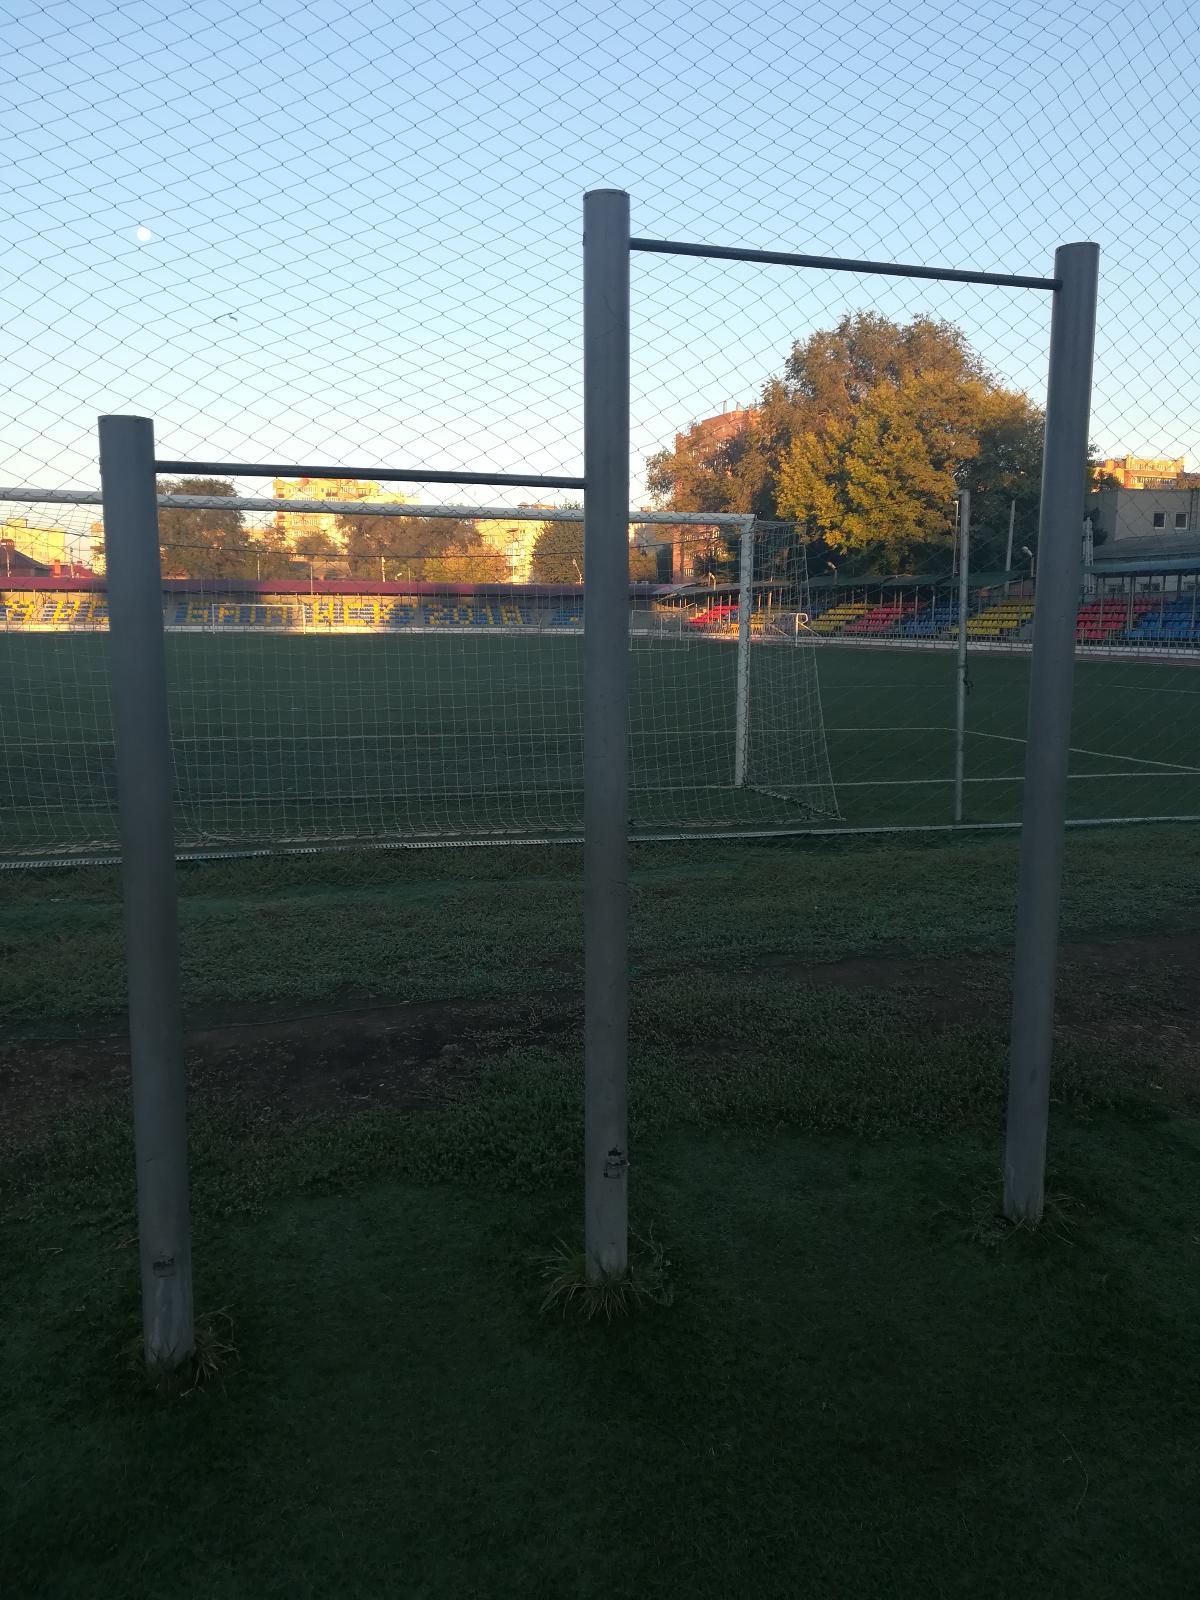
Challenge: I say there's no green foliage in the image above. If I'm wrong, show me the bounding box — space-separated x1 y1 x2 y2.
529 521 583 582
157 478 249 579
649 313 1046 574
537 1230 674 1320
334 513 496 581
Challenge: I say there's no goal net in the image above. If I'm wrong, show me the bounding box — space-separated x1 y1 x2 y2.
0 508 838 859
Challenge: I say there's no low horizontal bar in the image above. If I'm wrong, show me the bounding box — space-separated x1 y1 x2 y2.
5 813 1196 874
630 236 1059 292
0 487 752 527
155 462 587 490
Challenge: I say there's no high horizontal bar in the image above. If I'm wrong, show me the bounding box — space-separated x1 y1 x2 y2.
630 236 1059 292
155 462 586 490
0 487 752 527
171 497 584 520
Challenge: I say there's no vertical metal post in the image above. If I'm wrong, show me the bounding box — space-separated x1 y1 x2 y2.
953 489 970 824
1003 242 1099 1222
1082 515 1096 598
582 190 630 1280
99 414 194 1367
733 524 754 787
1005 498 1016 573
1004 498 1016 596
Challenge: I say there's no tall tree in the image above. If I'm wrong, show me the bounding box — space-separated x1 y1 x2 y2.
530 521 662 583
157 477 249 578
957 392 1045 569
334 512 485 580
291 528 342 579
648 313 1045 574
530 522 584 582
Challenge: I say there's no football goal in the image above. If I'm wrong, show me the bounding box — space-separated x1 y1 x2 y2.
0 503 837 860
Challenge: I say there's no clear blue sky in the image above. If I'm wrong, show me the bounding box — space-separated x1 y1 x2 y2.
2 0 1198 525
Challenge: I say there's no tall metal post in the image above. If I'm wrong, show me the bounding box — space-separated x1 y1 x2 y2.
953 489 970 824
1003 243 1099 1222
99 414 194 1366
1005 498 1016 573
733 524 754 787
1004 497 1016 596
582 190 631 1279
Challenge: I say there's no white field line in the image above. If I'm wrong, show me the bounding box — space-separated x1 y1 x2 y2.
966 727 1200 775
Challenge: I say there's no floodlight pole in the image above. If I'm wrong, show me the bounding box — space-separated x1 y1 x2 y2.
582 190 630 1279
953 489 970 824
733 524 754 787
99 414 194 1368
1003 243 1099 1222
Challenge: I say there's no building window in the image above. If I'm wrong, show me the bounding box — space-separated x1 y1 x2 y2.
1175 512 1189 529
1153 512 1166 528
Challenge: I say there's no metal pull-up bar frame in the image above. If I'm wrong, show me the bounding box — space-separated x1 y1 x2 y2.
21 188 1096 1361
583 191 1097 1280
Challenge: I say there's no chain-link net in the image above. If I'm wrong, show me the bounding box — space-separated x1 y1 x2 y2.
3 0 1198 857
0 519 840 857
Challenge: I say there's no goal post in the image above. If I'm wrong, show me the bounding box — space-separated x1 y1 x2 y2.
733 523 753 788
0 495 836 857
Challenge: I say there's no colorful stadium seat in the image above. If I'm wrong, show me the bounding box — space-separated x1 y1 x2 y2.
964 599 1033 640
811 601 868 634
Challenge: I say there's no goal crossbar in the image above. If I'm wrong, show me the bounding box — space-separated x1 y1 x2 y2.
0 486 751 526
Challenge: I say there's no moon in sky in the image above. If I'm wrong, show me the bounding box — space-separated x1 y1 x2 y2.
135 226 154 243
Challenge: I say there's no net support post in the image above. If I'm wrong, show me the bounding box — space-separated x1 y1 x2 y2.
1003 243 1099 1222
99 414 195 1368
953 489 970 824
582 190 631 1280
733 524 754 786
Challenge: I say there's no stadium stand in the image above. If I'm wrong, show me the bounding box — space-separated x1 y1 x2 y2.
842 603 912 635
2 591 547 631
0 591 108 629
894 603 958 638
686 602 738 630
964 598 1034 640
7 581 1198 652
1125 596 1200 645
1075 597 1154 644
811 601 868 634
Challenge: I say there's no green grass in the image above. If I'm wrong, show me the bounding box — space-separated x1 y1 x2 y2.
3 824 1200 1032
4 1058 1200 1597
2 634 1199 858
3 784 1200 1592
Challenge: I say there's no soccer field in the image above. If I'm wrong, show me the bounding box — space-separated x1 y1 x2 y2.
820 643 1200 828
1 633 1198 859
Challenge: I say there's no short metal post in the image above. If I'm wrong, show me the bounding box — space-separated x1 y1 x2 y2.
99 414 194 1367
733 524 754 787
1003 243 1099 1222
582 190 630 1280
953 489 970 823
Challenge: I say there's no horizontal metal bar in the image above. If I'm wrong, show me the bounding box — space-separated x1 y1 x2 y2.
155 462 586 490
166 496 571 520
1 487 104 506
5 812 1195 874
630 236 1059 292
0 487 752 527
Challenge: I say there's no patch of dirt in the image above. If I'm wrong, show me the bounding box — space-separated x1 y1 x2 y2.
3 932 1198 1141
0 994 581 1142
